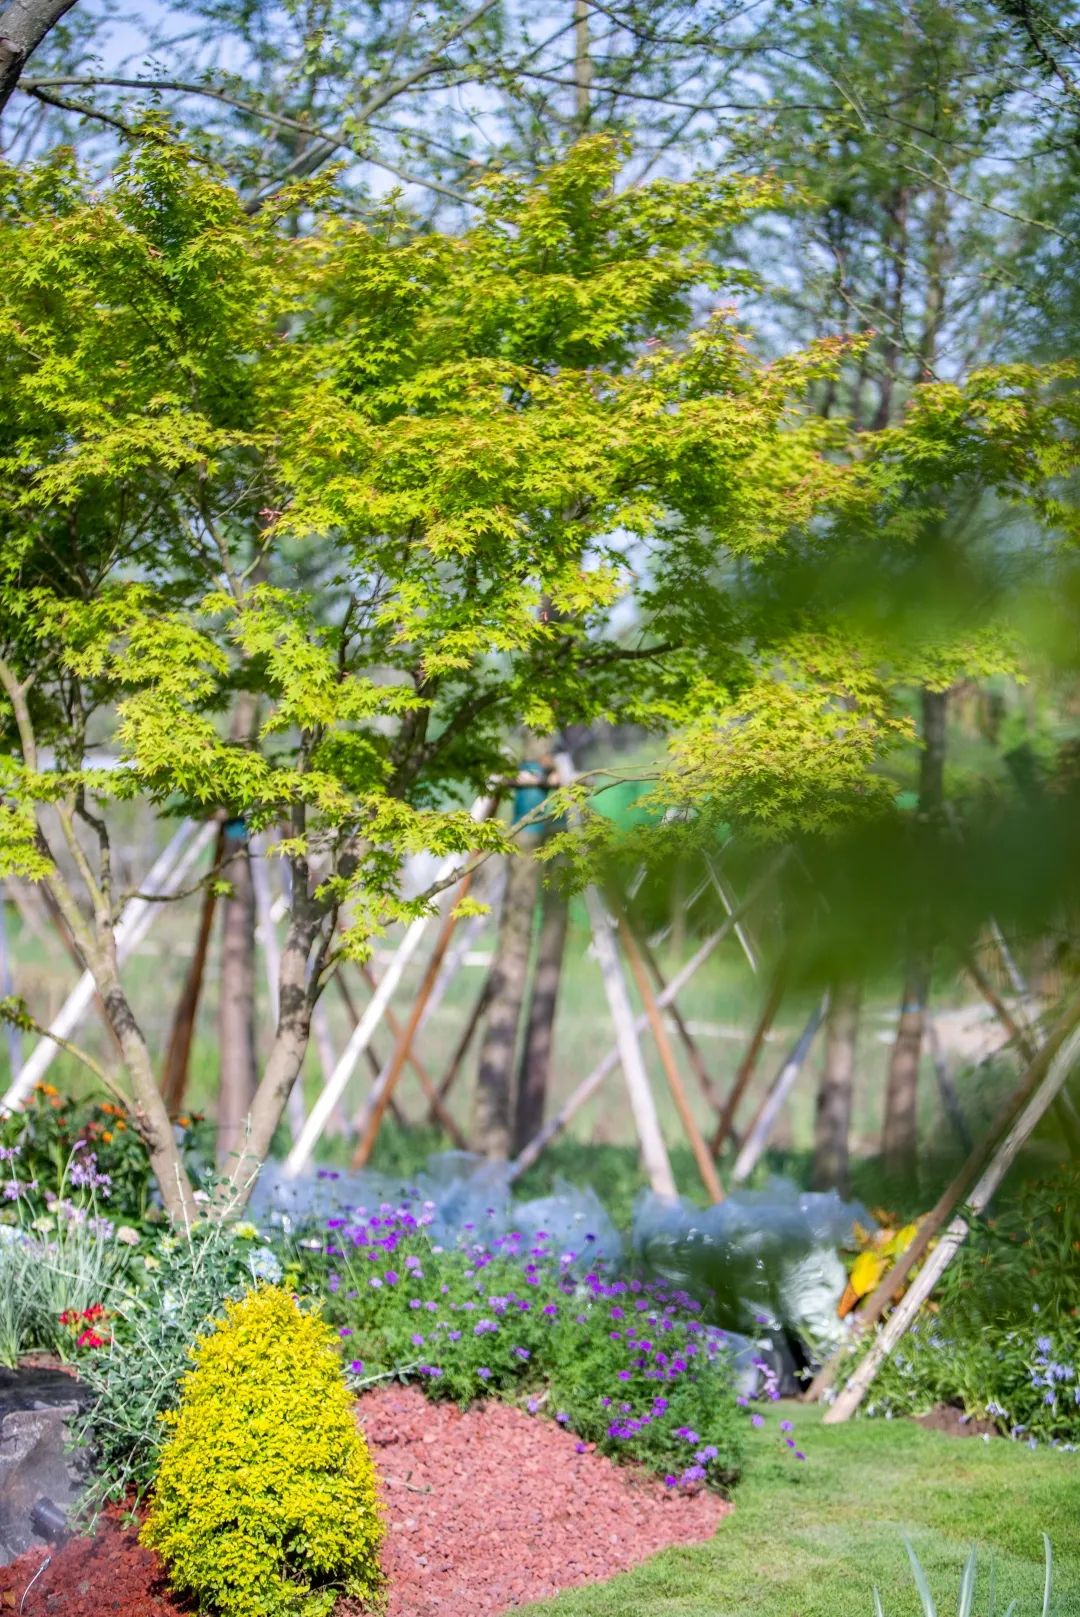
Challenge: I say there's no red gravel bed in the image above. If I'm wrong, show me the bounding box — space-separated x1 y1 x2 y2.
0 1385 728 1616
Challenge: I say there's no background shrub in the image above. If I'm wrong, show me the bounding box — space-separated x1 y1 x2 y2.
142 1285 383 1617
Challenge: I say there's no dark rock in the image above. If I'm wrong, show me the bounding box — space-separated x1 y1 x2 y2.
0 1371 90 1565
0 1368 91 1418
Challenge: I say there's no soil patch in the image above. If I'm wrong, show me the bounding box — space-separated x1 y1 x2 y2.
0 1385 728 1616
914 1403 997 1439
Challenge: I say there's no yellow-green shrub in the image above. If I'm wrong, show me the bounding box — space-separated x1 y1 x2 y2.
142 1285 383 1617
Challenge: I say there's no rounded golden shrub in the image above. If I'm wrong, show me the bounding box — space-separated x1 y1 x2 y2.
142 1285 383 1617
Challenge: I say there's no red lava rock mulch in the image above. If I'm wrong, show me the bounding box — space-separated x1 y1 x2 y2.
0 1384 728 1616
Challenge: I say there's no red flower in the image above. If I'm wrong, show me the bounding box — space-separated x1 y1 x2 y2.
82 1303 106 1322
59 1309 80 1327
76 1329 105 1349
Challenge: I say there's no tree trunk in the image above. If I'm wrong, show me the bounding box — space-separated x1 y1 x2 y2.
0 0 78 114
161 826 225 1116
813 979 860 1193
513 885 568 1154
216 822 258 1168
474 852 539 1158
882 687 947 1179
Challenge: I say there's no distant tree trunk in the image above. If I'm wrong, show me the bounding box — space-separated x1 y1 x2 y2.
0 0 79 116
813 979 860 1193
882 687 947 1179
216 821 258 1167
474 852 539 1158
161 824 225 1116
514 884 568 1154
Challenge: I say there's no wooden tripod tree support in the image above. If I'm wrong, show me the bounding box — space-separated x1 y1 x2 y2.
357 962 468 1148
805 989 1080 1405
330 970 407 1130
428 966 493 1122
711 968 786 1157
822 995 1080 1424
508 854 787 1183
349 871 475 1169
584 883 676 1198
619 913 724 1203
966 944 1080 1154
633 927 725 1117
925 1014 971 1152
730 996 827 1183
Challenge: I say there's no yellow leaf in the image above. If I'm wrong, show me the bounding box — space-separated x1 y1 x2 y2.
850 1250 887 1298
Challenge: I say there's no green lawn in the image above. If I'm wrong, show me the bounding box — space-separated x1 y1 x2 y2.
519 1406 1080 1617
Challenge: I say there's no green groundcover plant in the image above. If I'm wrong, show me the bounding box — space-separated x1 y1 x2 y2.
298 1192 780 1491
863 1167 1080 1449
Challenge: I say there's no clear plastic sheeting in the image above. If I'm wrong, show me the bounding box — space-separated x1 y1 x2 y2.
250 1153 622 1267
632 1178 871 1357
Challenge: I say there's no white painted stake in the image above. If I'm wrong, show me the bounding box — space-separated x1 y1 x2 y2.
1 819 215 1112
584 884 677 1199
283 797 492 1177
730 997 829 1183
704 854 759 974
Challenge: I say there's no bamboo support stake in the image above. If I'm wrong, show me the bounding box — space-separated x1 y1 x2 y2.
823 1001 1080 1424
283 796 492 1176
634 928 724 1114
350 872 474 1168
584 884 675 1198
619 914 723 1202
704 854 759 973
429 968 493 1121
331 970 406 1130
711 970 786 1157
925 1014 971 1152
731 997 828 1183
968 944 1080 1151
357 962 468 1147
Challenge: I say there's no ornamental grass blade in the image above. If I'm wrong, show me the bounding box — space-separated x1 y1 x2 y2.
958 1548 978 1617
1041 1534 1053 1617
905 1539 938 1617
872 1589 885 1617
1000 1601 1017 1617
